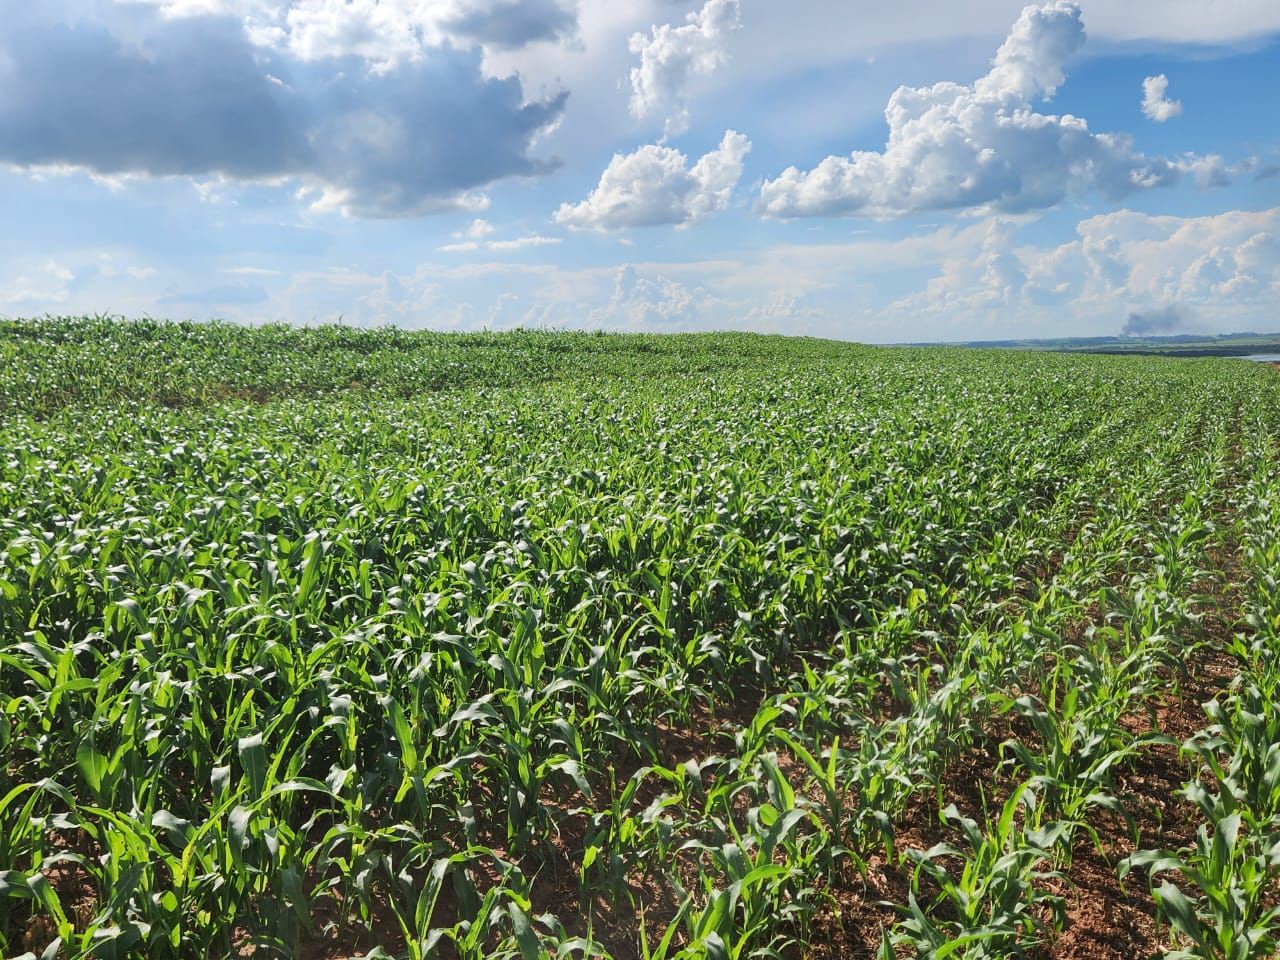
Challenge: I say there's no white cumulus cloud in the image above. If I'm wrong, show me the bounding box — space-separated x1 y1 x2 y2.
1141 74 1182 122
758 1 1210 220
554 129 750 231
974 0 1084 101
894 207 1280 334
628 0 740 140
1048 207 1280 308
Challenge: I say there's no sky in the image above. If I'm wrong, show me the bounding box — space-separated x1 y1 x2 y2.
0 0 1278 342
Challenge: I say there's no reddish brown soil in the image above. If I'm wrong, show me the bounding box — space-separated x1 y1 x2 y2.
1041 525 1246 960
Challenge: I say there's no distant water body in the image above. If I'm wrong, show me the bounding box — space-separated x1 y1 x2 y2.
1244 353 1280 362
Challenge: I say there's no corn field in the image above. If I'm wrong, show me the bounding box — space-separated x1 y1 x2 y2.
4 317 1280 959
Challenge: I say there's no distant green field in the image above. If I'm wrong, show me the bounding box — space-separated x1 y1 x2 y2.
924 329 1280 357
0 316 854 418
4 318 1280 959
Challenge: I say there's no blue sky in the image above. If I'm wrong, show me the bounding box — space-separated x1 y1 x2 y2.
0 0 1277 342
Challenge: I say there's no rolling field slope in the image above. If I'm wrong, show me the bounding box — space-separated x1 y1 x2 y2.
4 318 1280 959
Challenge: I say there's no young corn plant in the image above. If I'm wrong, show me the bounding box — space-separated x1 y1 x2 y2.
894 784 1067 959
1123 811 1280 960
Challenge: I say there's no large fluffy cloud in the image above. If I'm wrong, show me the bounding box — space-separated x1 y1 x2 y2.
758 1 1209 220
301 54 565 217
0 12 311 180
0 1 567 217
554 130 750 231
628 0 740 140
